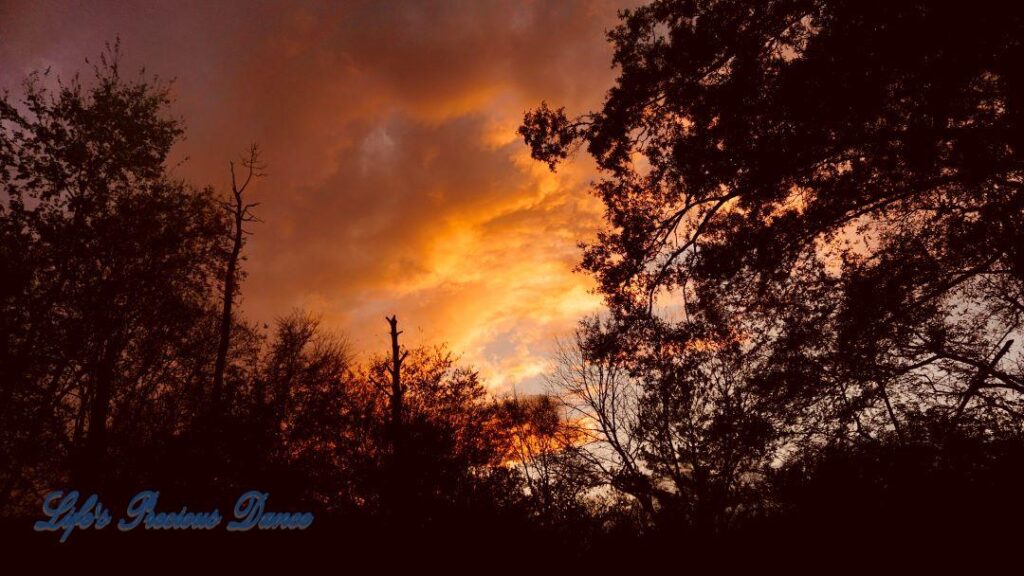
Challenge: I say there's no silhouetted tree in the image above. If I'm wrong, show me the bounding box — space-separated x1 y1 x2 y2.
382 315 408 518
500 393 597 528
0 43 226 505
362 335 518 526
550 320 656 522
211 145 263 416
247 312 355 507
552 317 777 535
522 0 1024 489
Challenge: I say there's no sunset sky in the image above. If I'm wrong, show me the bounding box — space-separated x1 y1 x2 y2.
0 0 630 392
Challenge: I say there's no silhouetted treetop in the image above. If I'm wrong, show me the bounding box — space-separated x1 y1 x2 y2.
523 0 1024 305
0 44 225 500
522 0 1024 437
2 43 181 200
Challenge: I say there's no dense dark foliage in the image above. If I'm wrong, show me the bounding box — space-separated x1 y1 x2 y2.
523 0 1024 549
0 48 227 504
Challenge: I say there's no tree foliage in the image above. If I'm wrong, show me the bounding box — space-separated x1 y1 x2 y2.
0 44 226 501
524 0 1024 538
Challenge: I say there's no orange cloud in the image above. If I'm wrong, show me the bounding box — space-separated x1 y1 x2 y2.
0 0 634 392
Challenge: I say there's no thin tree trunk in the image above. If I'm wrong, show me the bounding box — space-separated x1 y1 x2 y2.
385 315 408 521
211 145 262 416
952 339 1014 425
79 336 119 489
387 315 406 434
211 209 242 413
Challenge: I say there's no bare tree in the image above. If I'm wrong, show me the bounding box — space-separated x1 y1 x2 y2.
211 145 264 415
385 315 409 437
373 315 409 519
550 320 655 520
552 317 779 533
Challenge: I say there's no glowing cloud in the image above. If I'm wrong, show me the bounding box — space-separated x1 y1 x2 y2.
0 0 634 392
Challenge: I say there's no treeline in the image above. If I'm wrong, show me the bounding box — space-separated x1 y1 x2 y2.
0 49 614 557
4 0 1024 563
0 50 508 517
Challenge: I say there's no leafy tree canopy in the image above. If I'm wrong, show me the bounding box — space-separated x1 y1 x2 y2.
523 0 1024 439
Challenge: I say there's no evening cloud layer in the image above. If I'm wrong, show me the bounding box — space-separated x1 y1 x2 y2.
0 0 628 391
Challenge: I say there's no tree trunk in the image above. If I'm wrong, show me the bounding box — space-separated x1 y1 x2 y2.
78 336 119 489
211 212 242 414
385 315 408 522
211 146 262 416
387 315 405 434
